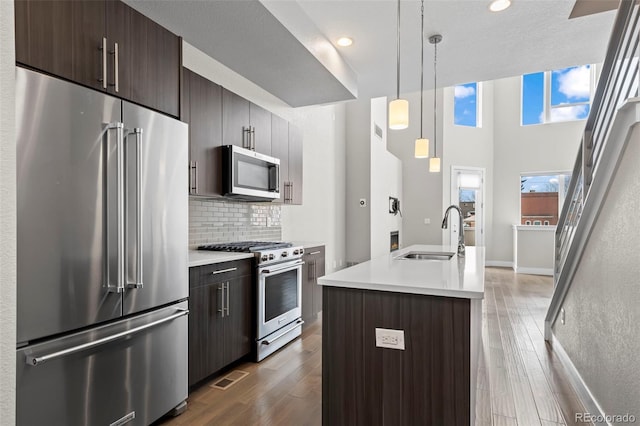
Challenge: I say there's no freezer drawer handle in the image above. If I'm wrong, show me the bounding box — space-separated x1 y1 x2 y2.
25 308 189 366
261 320 304 345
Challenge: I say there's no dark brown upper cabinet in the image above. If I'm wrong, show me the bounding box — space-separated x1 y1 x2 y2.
288 125 303 205
184 68 223 197
15 0 181 118
222 88 272 155
270 116 303 205
270 114 289 202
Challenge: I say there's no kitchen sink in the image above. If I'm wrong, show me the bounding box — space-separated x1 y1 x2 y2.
396 251 456 261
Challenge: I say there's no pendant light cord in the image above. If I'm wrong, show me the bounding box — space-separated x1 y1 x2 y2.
396 0 401 100
419 0 424 138
433 37 438 157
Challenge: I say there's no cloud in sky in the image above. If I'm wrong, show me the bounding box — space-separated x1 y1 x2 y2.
555 65 590 100
454 85 476 99
545 104 588 122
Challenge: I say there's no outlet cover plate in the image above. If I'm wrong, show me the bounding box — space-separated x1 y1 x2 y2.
375 328 405 350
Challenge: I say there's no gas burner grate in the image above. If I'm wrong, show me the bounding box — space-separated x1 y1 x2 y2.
198 241 293 252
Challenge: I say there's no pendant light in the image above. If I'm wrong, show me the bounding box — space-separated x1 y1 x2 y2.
414 0 429 158
429 34 442 173
389 0 409 130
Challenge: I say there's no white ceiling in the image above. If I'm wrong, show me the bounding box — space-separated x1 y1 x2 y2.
125 0 617 106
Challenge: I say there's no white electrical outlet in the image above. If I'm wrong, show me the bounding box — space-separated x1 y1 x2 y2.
359 198 367 207
375 328 405 350
561 308 566 325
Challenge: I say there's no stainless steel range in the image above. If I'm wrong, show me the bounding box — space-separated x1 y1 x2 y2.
199 241 305 361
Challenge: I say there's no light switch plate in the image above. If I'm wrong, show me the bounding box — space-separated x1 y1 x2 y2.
375 328 405 350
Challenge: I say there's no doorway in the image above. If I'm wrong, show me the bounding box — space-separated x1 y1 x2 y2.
450 167 485 247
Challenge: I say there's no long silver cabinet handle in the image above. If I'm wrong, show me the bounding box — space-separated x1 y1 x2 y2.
127 128 143 289
106 122 125 294
243 126 250 149
261 320 304 345
99 37 107 89
251 126 256 151
217 285 224 317
225 282 230 316
113 42 119 93
25 308 189 366
262 260 304 274
211 267 237 275
308 251 321 256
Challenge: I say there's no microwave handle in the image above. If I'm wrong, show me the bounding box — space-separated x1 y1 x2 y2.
271 164 280 193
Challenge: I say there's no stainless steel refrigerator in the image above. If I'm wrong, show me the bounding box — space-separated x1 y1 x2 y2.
15 67 189 426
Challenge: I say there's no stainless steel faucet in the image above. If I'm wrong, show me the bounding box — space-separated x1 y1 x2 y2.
441 205 465 257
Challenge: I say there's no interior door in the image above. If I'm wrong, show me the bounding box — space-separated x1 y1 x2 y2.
122 102 189 315
16 68 122 343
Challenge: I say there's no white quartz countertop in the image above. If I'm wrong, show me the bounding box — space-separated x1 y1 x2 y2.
290 241 325 249
188 250 254 268
318 245 485 299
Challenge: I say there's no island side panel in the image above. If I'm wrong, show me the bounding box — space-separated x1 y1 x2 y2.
322 286 471 426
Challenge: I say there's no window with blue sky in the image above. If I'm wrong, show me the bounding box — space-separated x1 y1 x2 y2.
522 65 592 125
454 82 479 127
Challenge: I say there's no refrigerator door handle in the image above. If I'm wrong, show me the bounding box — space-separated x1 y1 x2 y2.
106 122 126 294
126 128 144 290
25 308 189 366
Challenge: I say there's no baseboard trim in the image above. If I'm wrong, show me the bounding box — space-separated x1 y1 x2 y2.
485 260 513 268
550 333 609 426
514 266 553 276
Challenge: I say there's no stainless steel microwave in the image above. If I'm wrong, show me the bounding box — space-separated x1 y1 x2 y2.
222 145 280 201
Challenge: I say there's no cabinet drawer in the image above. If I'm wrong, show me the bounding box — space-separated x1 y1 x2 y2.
191 259 253 288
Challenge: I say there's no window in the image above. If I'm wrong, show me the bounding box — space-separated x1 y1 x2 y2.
454 82 480 127
520 172 571 226
522 65 593 125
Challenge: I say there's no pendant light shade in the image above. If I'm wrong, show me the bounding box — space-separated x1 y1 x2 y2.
389 0 408 130
429 156 441 173
415 138 429 158
429 34 442 173
389 99 409 129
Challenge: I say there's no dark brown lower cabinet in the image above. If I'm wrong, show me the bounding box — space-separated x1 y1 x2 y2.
188 260 253 387
302 245 325 327
322 286 471 426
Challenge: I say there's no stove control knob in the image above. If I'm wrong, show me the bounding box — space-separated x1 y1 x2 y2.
293 249 299 255
261 255 268 262
269 254 275 260
300 248 304 254
281 251 288 258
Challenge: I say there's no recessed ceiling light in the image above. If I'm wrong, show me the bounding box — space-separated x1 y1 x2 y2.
489 0 511 12
337 37 353 47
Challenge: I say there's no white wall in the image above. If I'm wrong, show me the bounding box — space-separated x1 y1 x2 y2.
370 97 403 259
184 42 347 272
387 89 444 246
512 226 555 275
281 103 347 273
553 125 640 418
491 76 584 264
0 0 16 422
442 82 495 250
345 96 372 263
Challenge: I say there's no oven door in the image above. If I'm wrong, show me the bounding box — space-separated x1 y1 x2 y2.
257 259 303 339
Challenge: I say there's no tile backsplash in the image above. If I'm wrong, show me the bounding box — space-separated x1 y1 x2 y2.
189 198 282 248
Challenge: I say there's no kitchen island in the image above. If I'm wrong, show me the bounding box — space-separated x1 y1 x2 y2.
318 245 484 426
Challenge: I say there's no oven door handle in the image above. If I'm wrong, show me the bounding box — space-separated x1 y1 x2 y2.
261 260 304 275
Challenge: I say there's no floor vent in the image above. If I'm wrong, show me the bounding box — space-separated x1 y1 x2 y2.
211 370 249 390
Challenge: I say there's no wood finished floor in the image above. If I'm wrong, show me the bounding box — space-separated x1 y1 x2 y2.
157 268 588 426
